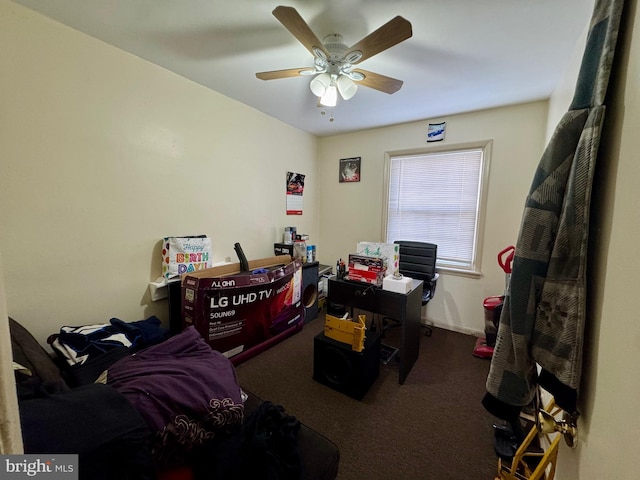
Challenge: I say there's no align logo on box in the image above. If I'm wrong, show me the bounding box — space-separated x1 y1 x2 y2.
1 455 77 479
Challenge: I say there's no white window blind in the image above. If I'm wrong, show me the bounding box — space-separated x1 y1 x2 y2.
385 146 486 272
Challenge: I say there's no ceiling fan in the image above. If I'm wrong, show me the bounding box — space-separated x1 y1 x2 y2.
256 6 412 107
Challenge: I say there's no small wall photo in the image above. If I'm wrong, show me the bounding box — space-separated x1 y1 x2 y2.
339 157 361 183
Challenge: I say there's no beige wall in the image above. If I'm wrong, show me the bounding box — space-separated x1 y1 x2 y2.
0 1 318 344
552 0 640 478
317 103 548 335
4 0 639 476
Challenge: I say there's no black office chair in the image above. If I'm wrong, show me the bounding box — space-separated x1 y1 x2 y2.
393 240 439 336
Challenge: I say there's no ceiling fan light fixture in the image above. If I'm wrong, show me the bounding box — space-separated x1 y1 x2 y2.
314 56 327 71
320 84 338 107
258 7 411 110
336 74 358 100
344 50 363 64
309 72 331 97
312 47 327 61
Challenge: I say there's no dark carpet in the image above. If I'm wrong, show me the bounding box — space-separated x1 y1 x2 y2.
234 314 499 480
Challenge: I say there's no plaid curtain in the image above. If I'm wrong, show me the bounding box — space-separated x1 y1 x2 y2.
483 0 625 421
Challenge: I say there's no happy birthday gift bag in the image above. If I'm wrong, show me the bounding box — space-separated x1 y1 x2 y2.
162 235 213 280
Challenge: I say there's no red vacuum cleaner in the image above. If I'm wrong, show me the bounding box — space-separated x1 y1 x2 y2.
473 246 514 358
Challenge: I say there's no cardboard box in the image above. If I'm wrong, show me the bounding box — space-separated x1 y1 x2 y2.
347 253 385 271
347 253 385 286
182 255 304 362
346 268 384 286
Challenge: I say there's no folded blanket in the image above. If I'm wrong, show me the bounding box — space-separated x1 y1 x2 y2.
106 326 244 466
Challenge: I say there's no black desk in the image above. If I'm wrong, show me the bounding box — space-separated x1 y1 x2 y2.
327 277 423 384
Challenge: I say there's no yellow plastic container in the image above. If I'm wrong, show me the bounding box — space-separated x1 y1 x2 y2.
324 314 366 352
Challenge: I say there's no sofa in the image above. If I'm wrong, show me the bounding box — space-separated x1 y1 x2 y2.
10 317 339 480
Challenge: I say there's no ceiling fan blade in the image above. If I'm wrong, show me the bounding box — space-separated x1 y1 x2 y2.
256 68 312 80
346 16 412 64
352 69 404 94
272 6 328 58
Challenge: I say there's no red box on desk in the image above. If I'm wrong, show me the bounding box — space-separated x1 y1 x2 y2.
346 254 385 286
182 255 304 364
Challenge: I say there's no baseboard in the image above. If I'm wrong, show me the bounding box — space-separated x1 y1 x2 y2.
421 319 484 337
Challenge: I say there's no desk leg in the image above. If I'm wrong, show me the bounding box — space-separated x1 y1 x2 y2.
399 289 422 384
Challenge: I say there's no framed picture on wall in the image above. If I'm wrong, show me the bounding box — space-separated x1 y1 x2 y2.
339 157 361 183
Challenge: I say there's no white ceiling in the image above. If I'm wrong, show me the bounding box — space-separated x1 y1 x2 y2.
14 0 594 137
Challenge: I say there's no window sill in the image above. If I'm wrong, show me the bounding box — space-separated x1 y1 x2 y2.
437 266 483 279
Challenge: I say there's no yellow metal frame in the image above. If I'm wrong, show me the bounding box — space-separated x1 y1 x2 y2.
496 399 562 480
324 314 366 352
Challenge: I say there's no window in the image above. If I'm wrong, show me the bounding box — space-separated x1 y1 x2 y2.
383 141 491 275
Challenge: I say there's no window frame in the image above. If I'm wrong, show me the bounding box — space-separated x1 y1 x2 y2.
382 140 492 278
